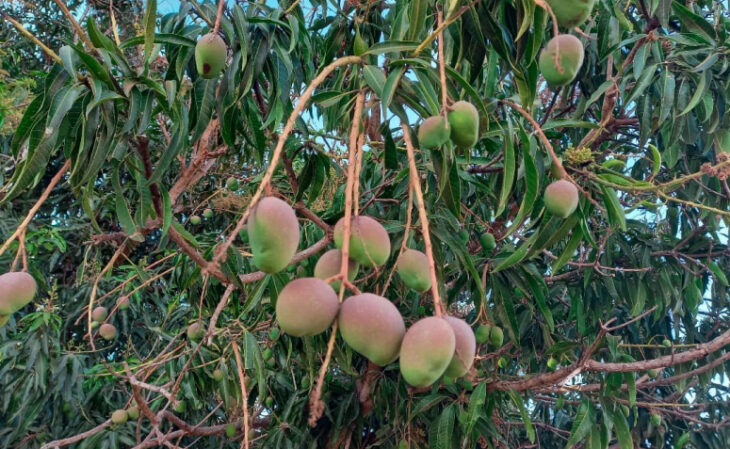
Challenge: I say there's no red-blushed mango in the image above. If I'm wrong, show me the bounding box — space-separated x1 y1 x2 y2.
338 293 405 366
544 179 580 218
0 271 37 315
334 216 391 267
276 278 339 337
99 323 117 340
399 317 456 387
195 33 227 79
417 116 450 149
187 321 205 341
396 249 431 292
443 316 477 378
92 306 108 322
546 0 596 28
539 34 584 87
447 101 479 149
111 409 128 424
313 249 359 290
117 296 130 310
248 197 300 273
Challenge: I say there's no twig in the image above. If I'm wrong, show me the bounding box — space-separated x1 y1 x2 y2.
0 11 62 64
401 124 444 316
231 343 250 449
52 0 95 50
39 420 112 449
436 9 449 118
0 160 71 257
213 0 225 34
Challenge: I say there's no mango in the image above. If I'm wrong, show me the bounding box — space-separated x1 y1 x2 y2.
334 216 391 267
489 326 504 347
91 306 108 322
111 409 128 424
212 369 224 381
0 315 8 327
480 233 496 252
399 317 456 387
117 296 130 310
338 293 405 366
539 34 584 87
248 197 300 273
650 413 662 426
546 0 596 28
544 179 579 218
99 323 117 340
396 249 431 292
195 32 227 79
187 321 205 341
126 406 139 419
443 316 476 378
475 324 491 344
276 278 339 337
313 249 359 290
447 101 479 149
0 271 37 315
417 116 450 149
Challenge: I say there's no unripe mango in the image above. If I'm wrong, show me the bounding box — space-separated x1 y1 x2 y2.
195 33 227 79
276 278 339 337
443 316 476 378
334 216 391 267
650 413 662 426
248 197 300 273
0 271 37 315
475 324 491 344
339 293 405 366
212 369 224 381
396 249 431 292
92 306 108 322
203 208 213 219
189 215 201 225
314 249 359 290
117 296 130 310
539 34 584 87
99 323 117 340
399 317 456 387
225 423 236 437
546 0 596 28
547 356 558 370
126 406 139 420
480 233 496 252
417 116 450 149
447 101 479 149
226 176 239 190
489 326 504 347
111 409 128 424
187 321 205 341
544 179 579 218
174 400 186 413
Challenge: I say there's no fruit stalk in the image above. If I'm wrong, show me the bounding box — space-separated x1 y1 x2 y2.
437 8 450 122
401 123 445 317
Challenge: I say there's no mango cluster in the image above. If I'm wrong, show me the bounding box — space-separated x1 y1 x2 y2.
417 101 481 150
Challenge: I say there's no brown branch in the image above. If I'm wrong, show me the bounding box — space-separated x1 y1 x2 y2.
232 343 250 449
39 420 112 449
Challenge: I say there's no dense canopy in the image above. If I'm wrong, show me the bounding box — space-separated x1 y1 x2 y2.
1 0 730 448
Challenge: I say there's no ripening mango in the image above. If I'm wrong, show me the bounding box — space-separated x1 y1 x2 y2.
334 216 391 267
99 323 117 340
92 306 108 322
443 316 477 378
339 293 406 366
313 249 359 290
0 271 37 315
248 197 300 273
399 317 456 387
539 34 584 87
544 179 580 218
111 409 128 424
417 116 450 149
195 33 227 79
546 0 596 28
447 101 479 149
276 278 339 337
187 321 205 341
396 249 431 292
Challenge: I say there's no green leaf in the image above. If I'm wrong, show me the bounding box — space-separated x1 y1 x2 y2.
503 150 538 237
429 404 455 449
144 0 158 65
362 65 386 98
508 390 535 443
565 399 594 449
553 228 582 272
496 124 515 216
678 71 708 116
600 186 627 231
119 33 196 49
608 406 634 449
361 41 419 56
161 189 172 239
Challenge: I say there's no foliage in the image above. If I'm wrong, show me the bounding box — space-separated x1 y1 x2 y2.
1 0 730 448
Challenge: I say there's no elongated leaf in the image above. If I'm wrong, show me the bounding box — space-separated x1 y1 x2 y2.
504 150 538 237
429 404 455 449
565 399 594 449
600 186 627 231
608 407 634 449
144 0 157 64
496 124 515 216
509 390 535 443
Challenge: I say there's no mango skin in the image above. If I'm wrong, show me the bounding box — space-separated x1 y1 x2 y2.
334 216 391 267
443 316 477 378
248 197 300 273
546 0 596 28
539 34 584 87
99 323 117 340
448 101 479 149
399 317 456 387
195 33 227 79
92 306 108 322
313 249 359 291
396 249 431 292
544 179 580 218
418 116 450 149
276 278 339 337
339 293 405 366
187 322 205 341
0 271 37 315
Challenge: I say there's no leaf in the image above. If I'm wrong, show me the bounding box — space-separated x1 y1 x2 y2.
119 33 196 49
625 372 636 407
553 228 582 272
144 0 158 65
407 0 427 41
608 406 634 449
71 46 114 88
429 404 455 449
508 390 535 443
678 71 708 116
362 41 419 56
381 66 404 114
565 399 594 449
649 144 662 176
503 150 538 237
496 123 515 216
161 189 172 239
600 186 627 231
362 65 386 98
